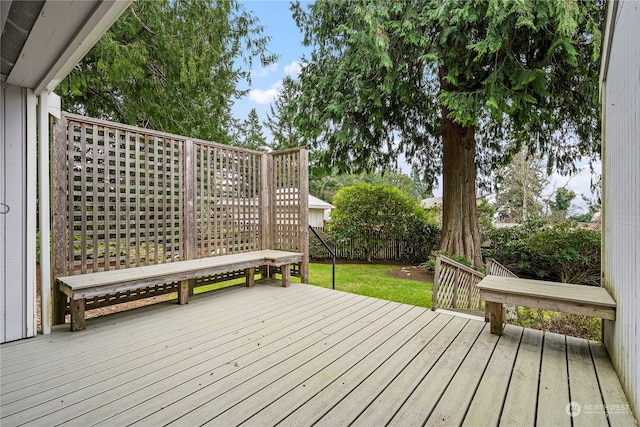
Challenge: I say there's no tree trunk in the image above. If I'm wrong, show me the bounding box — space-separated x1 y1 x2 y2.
438 69 483 269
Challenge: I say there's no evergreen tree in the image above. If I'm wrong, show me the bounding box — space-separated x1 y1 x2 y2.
494 149 547 223
292 0 602 267
236 109 268 151
264 76 305 150
59 0 276 144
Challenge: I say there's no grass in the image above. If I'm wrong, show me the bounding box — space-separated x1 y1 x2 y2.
302 263 433 308
190 263 434 309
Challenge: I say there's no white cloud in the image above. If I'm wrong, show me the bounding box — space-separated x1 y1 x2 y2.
545 161 601 214
249 80 283 104
252 63 278 77
284 61 303 78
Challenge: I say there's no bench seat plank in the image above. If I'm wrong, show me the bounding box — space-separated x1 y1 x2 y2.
59 250 302 295
477 276 616 307
477 275 617 335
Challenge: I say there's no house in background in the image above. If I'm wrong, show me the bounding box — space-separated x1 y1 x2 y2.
420 196 443 209
599 0 640 416
0 0 132 343
308 194 333 228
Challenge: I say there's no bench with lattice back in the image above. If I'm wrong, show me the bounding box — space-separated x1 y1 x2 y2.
52 114 309 332
58 250 302 331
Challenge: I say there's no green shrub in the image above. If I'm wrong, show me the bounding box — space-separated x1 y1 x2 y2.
329 183 440 262
484 219 601 285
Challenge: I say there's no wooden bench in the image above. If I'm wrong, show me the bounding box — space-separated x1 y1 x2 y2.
57 250 303 332
477 275 616 335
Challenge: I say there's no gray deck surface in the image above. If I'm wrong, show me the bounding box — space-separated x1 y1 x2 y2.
1 280 635 426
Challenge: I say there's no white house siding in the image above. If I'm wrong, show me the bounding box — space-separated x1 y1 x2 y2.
0 83 35 343
309 208 325 228
601 0 640 417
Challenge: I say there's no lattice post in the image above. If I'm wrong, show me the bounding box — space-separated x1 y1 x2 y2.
432 255 442 311
182 140 196 300
183 140 196 261
260 153 274 251
51 115 69 325
298 149 309 283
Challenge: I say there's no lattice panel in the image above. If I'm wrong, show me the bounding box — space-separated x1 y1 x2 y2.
435 257 484 310
437 264 457 308
273 151 301 252
62 117 184 274
194 144 261 257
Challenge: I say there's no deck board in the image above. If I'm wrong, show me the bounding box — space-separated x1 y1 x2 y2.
500 328 544 426
463 324 523 427
1 280 636 426
537 332 571 427
567 335 609 426
274 313 451 427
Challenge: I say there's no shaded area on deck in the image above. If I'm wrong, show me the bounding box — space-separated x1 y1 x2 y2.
1 281 635 426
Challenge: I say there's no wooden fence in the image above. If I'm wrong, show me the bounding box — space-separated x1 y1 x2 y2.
432 255 485 312
51 113 308 322
309 227 432 262
486 258 518 278
432 255 519 318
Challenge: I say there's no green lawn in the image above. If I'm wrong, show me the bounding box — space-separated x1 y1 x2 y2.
194 263 433 309
303 263 433 308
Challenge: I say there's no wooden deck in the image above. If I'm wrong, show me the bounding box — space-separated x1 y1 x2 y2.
1 280 636 426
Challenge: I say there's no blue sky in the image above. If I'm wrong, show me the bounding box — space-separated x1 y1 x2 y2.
233 1 309 135
234 1 598 210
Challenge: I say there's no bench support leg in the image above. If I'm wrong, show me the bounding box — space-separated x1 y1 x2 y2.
71 299 86 332
178 279 189 305
246 268 255 287
281 264 291 288
260 265 271 279
489 302 504 335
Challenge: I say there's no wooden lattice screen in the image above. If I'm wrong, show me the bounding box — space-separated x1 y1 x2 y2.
191 142 262 259
52 113 308 321
432 255 484 311
52 115 185 275
272 149 309 281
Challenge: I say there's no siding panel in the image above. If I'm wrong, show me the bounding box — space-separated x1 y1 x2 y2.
1 84 28 343
602 0 640 418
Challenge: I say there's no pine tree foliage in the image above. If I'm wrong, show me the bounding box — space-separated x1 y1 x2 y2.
59 0 276 144
264 76 306 150
235 109 269 151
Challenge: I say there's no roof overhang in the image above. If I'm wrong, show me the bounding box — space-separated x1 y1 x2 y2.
599 0 619 101
1 0 131 94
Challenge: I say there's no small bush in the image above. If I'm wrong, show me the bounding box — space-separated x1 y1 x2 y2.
484 219 601 285
328 183 440 262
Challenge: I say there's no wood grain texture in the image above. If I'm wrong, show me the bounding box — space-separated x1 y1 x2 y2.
478 276 616 307
499 328 543 426
537 332 571 427
1 284 635 426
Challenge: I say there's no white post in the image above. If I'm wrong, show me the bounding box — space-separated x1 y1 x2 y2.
38 91 51 335
26 90 38 337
